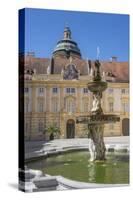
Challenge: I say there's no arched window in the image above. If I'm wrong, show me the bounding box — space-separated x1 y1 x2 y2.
37 99 44 112
109 102 114 112
51 98 58 112
108 97 114 112
82 98 89 112
66 97 76 113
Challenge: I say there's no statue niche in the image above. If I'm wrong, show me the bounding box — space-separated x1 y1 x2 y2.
63 64 79 80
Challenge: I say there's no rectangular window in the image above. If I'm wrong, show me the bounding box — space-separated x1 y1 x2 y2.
122 103 129 113
71 88 75 93
66 88 75 94
66 88 70 93
39 87 44 93
53 87 58 93
121 88 128 94
83 88 88 93
24 87 29 93
38 87 44 96
121 89 126 94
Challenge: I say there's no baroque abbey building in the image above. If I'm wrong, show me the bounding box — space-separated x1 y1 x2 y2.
22 26 129 140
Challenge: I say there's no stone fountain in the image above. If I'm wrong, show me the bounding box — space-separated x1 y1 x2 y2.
76 60 120 161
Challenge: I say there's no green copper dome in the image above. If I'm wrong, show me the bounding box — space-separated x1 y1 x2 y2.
53 27 82 58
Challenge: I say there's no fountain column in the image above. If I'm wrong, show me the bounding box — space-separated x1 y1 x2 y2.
89 124 106 161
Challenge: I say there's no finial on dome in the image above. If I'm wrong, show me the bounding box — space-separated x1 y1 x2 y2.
64 23 71 39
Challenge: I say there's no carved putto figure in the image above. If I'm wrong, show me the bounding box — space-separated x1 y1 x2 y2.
91 92 103 114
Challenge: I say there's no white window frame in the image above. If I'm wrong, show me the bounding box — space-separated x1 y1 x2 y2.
52 87 58 94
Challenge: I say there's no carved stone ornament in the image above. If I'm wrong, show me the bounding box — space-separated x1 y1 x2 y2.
63 64 79 80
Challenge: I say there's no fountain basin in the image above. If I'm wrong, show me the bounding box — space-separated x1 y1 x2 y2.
27 150 129 184
88 81 107 92
76 114 120 124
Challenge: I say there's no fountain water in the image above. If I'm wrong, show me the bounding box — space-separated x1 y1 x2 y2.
77 60 120 161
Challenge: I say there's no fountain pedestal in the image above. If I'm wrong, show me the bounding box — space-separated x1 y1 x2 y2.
89 124 105 161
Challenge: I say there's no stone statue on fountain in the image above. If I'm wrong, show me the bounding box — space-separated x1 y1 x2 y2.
93 60 101 81
91 92 103 115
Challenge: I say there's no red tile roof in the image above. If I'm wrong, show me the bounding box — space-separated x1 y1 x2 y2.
23 55 129 82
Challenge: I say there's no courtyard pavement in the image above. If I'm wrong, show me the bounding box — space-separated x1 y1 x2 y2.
25 136 129 161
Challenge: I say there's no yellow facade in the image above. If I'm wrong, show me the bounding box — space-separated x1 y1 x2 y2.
24 74 129 140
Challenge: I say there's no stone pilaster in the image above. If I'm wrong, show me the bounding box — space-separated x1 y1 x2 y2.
31 85 36 112
77 87 80 113
46 86 50 112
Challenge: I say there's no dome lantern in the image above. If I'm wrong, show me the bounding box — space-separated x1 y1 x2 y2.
64 26 71 39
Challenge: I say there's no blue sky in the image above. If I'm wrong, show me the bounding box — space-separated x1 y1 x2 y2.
23 8 129 61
